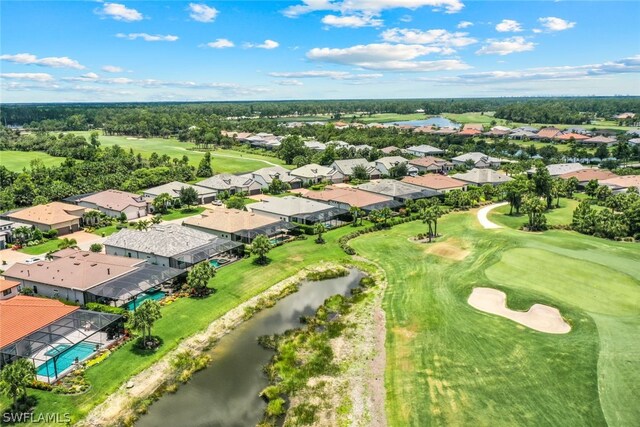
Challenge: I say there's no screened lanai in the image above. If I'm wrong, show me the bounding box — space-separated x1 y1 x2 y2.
234 221 296 244
0 310 122 383
290 207 349 227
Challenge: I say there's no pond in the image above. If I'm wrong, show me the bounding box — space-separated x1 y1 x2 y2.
392 116 461 128
136 268 363 427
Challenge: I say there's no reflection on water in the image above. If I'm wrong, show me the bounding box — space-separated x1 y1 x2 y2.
392 116 460 128
136 269 362 427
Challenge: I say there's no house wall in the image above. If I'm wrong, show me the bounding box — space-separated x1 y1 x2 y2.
247 207 291 223
105 246 173 268
2 277 86 305
11 219 80 235
0 285 20 300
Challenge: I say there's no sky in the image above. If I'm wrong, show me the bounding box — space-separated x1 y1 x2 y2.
1 0 639 102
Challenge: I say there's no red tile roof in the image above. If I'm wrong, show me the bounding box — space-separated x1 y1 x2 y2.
560 169 618 182
401 174 466 190
0 279 20 293
555 132 590 141
0 296 79 347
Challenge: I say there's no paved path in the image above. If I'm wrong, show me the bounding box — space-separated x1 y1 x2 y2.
477 202 508 229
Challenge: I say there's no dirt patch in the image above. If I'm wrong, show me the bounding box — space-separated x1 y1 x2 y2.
424 239 470 261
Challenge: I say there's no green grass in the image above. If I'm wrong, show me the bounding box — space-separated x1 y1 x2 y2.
18 239 61 255
68 131 289 173
350 212 640 427
0 151 68 172
159 207 205 221
91 224 125 237
443 112 504 125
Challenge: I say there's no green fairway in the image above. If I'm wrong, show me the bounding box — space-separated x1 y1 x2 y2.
443 112 505 125
489 197 579 229
350 212 640 427
68 131 290 173
0 151 67 172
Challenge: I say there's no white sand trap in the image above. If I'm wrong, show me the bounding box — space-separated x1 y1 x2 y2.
468 287 571 334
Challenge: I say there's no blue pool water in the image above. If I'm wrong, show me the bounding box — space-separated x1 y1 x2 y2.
269 236 287 245
37 342 96 379
209 258 229 268
124 290 166 311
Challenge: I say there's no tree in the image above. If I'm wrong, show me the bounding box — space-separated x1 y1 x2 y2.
57 238 78 250
196 152 214 178
82 210 101 227
225 195 246 210
150 215 163 225
118 212 127 223
267 178 290 195
388 162 408 178
585 179 599 199
314 223 326 244
564 177 579 198
128 299 162 349
612 141 631 166
594 185 613 203
572 201 596 235
134 219 150 231
153 192 174 214
594 144 609 159
502 175 531 215
522 195 547 231
422 206 436 242
185 262 216 297
532 167 553 209
89 243 103 253
179 186 199 209
349 206 364 226
278 135 306 165
251 234 272 265
0 359 36 410
351 164 370 181
550 178 564 208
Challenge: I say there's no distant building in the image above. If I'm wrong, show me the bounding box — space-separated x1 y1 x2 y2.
405 144 444 157
401 174 467 193
290 163 341 185
3 202 87 235
197 174 262 196
73 189 147 220
453 169 513 186
241 166 302 190
372 156 417 176
295 185 401 212
408 157 454 173
330 158 380 181
357 179 439 202
142 181 217 206
451 152 504 169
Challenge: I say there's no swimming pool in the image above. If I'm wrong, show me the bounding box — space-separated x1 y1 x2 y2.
209 258 229 268
124 290 166 311
269 236 288 245
37 342 96 379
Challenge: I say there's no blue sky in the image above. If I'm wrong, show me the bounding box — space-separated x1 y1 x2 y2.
1 0 639 102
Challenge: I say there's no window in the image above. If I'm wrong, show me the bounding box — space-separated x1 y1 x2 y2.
33 285 38 294
128 252 132 257
2 289 12 296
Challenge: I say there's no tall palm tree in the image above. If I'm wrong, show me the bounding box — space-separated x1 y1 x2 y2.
0 358 36 409
57 238 78 250
314 223 326 244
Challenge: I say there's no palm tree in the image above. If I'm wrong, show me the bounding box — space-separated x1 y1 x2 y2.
150 215 163 225
82 210 101 227
128 300 162 349
0 358 36 410
251 234 272 265
13 226 32 244
314 223 326 244
422 207 437 242
349 206 364 226
57 238 78 250
379 207 393 225
186 262 216 296
134 219 150 231
152 192 173 214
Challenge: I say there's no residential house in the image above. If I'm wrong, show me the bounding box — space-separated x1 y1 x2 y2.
453 169 513 186
600 175 640 193
0 219 14 249
408 156 454 173
242 166 302 190
197 173 262 196
0 279 20 301
545 163 586 176
183 207 294 244
509 130 539 140
330 158 380 182
537 127 562 140
247 196 346 226
304 140 326 151
614 112 636 120
401 174 467 193
142 181 217 206
582 135 618 147
73 190 147 220
380 146 401 154
458 127 482 137
451 152 503 168
294 186 401 213
372 156 417 176
3 202 87 235
555 132 590 142
290 163 341 185
357 179 439 202
405 144 444 157
462 123 484 132
103 223 242 269
559 169 619 185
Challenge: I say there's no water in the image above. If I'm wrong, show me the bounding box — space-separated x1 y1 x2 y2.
209 259 229 268
392 116 460 129
136 269 363 427
124 290 166 311
37 342 96 379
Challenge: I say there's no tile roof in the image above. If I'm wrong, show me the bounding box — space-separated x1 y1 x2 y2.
357 179 439 198
537 127 562 138
290 163 336 179
248 196 336 217
298 185 394 208
4 250 144 291
380 146 400 154
560 169 619 182
0 296 79 347
452 152 502 164
453 168 513 185
0 279 20 293
555 132 590 140
331 158 374 176
462 123 484 131
248 166 300 184
77 189 146 212
6 202 86 226
374 156 410 170
143 181 215 198
401 174 467 190
406 144 444 154
545 163 585 176
583 135 617 144
197 174 257 191
600 175 640 189
408 156 452 168
184 207 280 233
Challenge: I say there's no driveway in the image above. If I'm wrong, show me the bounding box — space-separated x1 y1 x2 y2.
0 249 32 271
477 202 508 229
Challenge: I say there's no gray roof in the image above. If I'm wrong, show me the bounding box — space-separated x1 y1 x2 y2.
247 166 299 184
331 158 374 176
290 163 336 179
197 173 257 191
103 223 237 258
546 163 585 176
374 156 409 170
248 196 336 217
406 144 444 154
452 152 501 164
143 181 215 198
453 168 513 185
357 179 439 199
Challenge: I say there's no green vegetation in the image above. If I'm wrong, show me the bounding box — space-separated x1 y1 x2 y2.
18 239 62 255
350 212 640 427
158 207 205 221
0 151 67 172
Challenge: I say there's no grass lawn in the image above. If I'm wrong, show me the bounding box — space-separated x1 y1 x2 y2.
18 239 61 255
91 224 126 237
159 207 205 221
350 211 640 427
0 151 68 172
67 131 289 173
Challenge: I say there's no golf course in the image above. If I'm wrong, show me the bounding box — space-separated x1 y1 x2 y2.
350 208 640 426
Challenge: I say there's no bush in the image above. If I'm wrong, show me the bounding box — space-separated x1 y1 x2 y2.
43 229 58 239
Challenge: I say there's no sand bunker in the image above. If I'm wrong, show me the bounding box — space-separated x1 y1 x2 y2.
424 240 470 261
468 287 571 334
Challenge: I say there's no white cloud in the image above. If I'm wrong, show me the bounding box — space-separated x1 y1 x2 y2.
283 0 465 17
0 53 85 69
422 55 640 85
457 21 473 28
307 43 470 71
116 33 179 42
269 70 383 80
205 39 235 49
538 17 576 32
400 15 413 22
495 19 523 32
0 73 55 82
322 14 383 27
245 39 280 49
97 3 143 22
380 28 476 50
102 65 124 73
476 37 535 55
188 3 218 22
276 79 304 86
63 72 100 82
